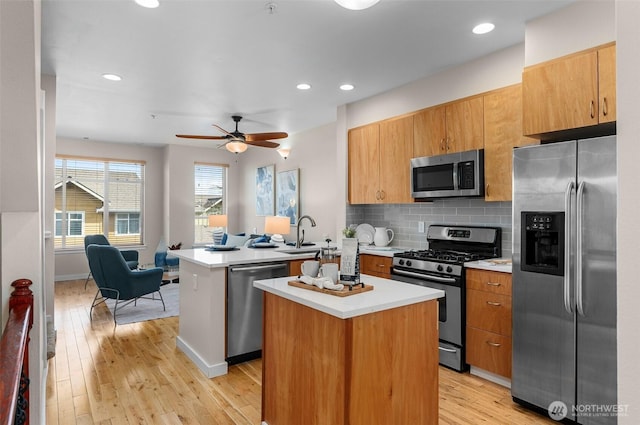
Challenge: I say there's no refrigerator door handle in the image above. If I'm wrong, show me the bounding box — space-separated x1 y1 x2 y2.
576 181 585 316
564 181 575 314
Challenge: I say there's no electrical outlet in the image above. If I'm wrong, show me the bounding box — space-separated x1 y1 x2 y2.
418 221 425 233
192 273 198 290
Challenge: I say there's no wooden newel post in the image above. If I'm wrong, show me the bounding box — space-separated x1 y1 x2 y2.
9 279 34 327
9 278 33 425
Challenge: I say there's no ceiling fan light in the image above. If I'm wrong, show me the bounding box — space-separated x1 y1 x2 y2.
334 0 380 10
134 0 159 8
226 140 248 154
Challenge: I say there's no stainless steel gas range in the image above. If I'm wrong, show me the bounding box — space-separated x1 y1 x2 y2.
390 225 501 372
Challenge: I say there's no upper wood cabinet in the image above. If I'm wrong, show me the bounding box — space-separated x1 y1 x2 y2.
348 115 413 204
598 44 616 124
483 85 538 202
522 43 616 137
414 97 483 157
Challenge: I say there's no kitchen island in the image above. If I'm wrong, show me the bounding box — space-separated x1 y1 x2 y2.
254 275 444 425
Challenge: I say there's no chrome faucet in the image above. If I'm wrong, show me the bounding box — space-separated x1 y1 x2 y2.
296 215 317 248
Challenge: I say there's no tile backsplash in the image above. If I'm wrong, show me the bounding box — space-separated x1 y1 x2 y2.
346 199 513 257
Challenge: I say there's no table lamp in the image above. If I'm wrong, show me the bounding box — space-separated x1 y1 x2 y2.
209 214 228 245
264 215 290 243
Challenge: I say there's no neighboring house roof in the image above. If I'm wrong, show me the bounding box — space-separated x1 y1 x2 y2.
55 168 143 212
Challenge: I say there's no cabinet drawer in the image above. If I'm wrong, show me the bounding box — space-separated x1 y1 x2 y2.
466 289 511 337
360 254 392 279
466 269 511 295
466 327 512 378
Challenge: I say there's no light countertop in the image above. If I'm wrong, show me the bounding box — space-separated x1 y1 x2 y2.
168 243 404 268
254 274 444 319
465 257 512 274
168 245 322 268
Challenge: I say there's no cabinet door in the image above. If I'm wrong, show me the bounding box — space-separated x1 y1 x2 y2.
523 51 598 135
445 97 484 153
598 45 616 123
348 124 380 204
467 289 512 337
413 106 446 157
466 327 512 378
360 254 392 279
483 85 538 201
379 115 414 204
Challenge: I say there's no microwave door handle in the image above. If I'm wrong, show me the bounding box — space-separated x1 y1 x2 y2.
453 163 459 190
563 181 575 314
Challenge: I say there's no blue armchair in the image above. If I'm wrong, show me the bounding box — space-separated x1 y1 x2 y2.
84 234 139 289
87 244 165 324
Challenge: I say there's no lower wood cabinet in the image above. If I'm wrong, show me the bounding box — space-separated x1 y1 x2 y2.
466 269 512 378
359 254 392 279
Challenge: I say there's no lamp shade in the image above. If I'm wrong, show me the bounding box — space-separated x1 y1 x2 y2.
208 214 228 227
226 140 248 154
264 216 291 235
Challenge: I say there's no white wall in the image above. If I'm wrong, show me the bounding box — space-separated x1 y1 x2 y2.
346 43 525 130
616 0 640 421
525 0 615 66
238 123 340 244
42 75 56 319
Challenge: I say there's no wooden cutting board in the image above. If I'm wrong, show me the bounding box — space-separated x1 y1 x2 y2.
288 280 373 297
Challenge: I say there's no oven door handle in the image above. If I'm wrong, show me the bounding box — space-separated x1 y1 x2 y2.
392 268 457 284
438 346 458 353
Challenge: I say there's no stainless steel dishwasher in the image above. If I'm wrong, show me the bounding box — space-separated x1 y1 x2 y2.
226 261 289 365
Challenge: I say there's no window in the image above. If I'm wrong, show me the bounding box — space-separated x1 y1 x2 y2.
55 157 145 249
194 162 227 245
55 211 85 236
115 213 140 235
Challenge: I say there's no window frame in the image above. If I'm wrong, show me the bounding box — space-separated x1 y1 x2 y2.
115 212 141 235
194 162 228 246
55 211 85 237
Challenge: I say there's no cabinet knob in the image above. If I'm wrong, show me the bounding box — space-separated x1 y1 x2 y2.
440 138 445 151
486 301 502 307
485 184 490 197
486 282 501 287
486 341 502 347
602 97 608 116
380 190 385 200
590 100 595 119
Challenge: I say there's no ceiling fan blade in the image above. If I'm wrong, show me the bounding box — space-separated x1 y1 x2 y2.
246 140 280 149
212 124 234 137
176 134 227 140
245 132 288 142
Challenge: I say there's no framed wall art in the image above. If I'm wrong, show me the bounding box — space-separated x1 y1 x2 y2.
276 168 299 225
256 164 275 216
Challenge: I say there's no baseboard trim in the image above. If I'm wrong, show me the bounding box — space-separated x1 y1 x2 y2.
469 366 511 388
176 336 228 378
55 273 88 282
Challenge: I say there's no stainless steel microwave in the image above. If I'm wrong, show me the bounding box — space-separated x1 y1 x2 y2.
411 149 484 199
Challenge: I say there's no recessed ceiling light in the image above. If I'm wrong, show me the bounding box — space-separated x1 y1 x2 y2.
102 73 122 81
334 0 380 10
134 0 159 8
340 84 355 91
472 23 495 35
296 83 312 90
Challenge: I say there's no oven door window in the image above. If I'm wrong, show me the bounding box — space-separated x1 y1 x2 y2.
413 163 454 192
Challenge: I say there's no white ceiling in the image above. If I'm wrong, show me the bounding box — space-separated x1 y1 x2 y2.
41 0 572 148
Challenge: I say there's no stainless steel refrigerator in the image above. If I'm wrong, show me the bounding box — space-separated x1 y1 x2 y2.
512 136 617 424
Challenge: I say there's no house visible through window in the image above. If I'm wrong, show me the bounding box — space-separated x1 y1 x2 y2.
55 156 145 249
55 211 84 236
194 162 227 245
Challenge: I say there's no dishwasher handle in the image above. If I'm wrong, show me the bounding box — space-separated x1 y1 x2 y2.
229 263 288 273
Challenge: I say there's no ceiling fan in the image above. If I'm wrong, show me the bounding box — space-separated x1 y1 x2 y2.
176 115 288 153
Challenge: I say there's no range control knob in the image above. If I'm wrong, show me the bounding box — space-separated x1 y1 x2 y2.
437 265 443 272
398 259 405 266
406 260 412 267
446 266 453 273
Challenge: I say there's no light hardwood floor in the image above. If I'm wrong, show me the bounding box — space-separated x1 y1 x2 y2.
46 279 555 424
